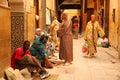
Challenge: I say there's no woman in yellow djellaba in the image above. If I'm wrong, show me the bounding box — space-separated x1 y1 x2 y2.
84 14 105 57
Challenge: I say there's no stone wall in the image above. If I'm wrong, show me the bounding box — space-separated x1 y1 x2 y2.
109 0 120 58
26 7 36 43
0 6 11 77
118 0 120 58
0 0 8 7
109 0 119 48
39 10 43 29
10 0 36 52
46 0 56 11
63 9 80 19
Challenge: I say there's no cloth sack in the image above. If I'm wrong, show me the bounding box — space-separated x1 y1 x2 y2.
97 38 104 47
4 67 25 80
97 37 109 48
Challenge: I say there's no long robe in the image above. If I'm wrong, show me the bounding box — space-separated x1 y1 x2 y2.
29 38 48 63
84 21 105 54
50 19 60 46
58 18 73 62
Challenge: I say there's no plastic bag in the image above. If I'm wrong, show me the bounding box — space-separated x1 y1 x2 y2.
82 42 88 55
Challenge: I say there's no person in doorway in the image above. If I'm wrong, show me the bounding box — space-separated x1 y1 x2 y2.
72 16 79 39
11 41 50 79
50 16 60 47
57 12 73 65
84 14 105 57
30 35 53 68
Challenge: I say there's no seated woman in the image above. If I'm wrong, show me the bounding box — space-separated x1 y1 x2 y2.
30 35 53 68
11 41 50 79
35 28 42 39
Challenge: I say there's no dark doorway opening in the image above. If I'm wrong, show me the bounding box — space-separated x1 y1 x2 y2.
34 0 39 28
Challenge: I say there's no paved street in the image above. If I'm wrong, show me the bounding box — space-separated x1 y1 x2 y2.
47 37 120 80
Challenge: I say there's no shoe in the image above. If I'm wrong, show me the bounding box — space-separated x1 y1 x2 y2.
45 65 53 69
69 62 73 64
64 62 70 66
90 54 94 57
40 72 50 79
31 72 34 76
45 63 53 69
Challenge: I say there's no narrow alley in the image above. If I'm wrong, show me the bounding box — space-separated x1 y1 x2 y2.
1 0 120 80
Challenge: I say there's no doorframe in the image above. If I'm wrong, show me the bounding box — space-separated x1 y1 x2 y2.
118 0 120 59
104 0 110 38
34 0 39 28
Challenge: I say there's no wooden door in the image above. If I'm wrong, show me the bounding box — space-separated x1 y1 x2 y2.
104 0 110 38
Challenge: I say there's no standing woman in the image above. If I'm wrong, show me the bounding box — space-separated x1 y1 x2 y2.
72 16 79 39
84 14 105 57
57 12 73 65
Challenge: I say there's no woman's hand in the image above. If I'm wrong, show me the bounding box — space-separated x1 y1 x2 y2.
102 36 105 40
